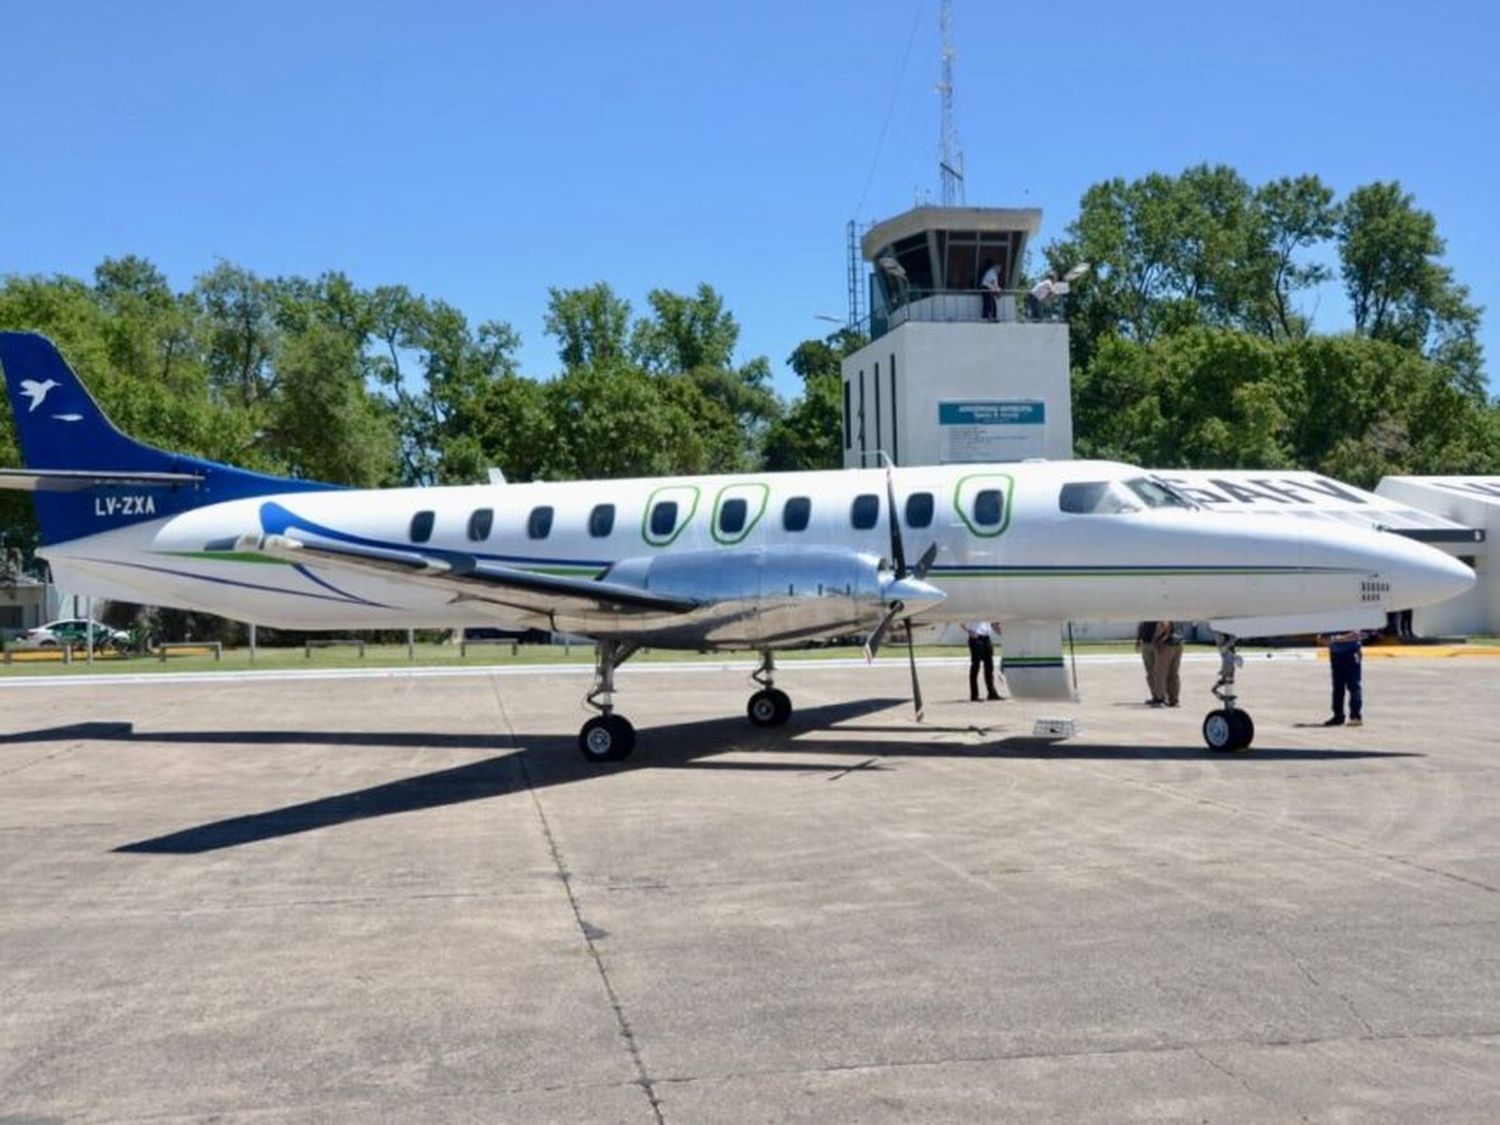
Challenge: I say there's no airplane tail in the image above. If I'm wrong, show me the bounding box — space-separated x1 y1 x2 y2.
0 331 335 545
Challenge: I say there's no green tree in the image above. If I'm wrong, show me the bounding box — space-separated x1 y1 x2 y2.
544 282 632 370
1248 175 1340 339
1338 181 1486 397
268 321 397 486
762 329 864 471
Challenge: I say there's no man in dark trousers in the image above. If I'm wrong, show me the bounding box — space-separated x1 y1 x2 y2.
964 621 1003 701
1322 629 1364 727
1135 621 1161 705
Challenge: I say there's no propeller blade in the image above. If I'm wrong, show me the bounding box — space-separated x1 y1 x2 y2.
905 616 925 721
912 541 938 580
884 468 908 579
866 600 904 659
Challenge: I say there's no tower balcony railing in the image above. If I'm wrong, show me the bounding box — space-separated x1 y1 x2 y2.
863 287 1068 340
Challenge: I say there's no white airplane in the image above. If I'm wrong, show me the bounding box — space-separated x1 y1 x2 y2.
0 332 1475 760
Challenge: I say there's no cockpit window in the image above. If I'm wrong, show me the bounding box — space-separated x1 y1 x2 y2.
1059 481 1141 515
1125 477 1194 509
1060 478 1195 514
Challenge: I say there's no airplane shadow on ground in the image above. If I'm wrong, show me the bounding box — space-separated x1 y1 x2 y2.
0 707 1421 855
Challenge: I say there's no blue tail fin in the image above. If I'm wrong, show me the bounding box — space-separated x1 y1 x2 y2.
0 331 337 545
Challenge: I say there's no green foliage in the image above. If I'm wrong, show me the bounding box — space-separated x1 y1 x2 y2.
1055 166 1495 485
1073 328 1500 489
526 282 776 479
762 329 865 471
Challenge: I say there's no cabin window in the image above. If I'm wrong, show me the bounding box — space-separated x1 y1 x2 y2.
650 500 678 538
467 508 494 541
904 491 934 529
527 505 554 539
850 493 880 530
410 510 435 543
718 497 748 536
972 489 1004 527
589 503 615 538
783 496 811 532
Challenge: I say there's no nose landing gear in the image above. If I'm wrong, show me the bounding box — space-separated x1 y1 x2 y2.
1203 633 1254 752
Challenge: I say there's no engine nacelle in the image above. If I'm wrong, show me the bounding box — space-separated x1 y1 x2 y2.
601 546 890 647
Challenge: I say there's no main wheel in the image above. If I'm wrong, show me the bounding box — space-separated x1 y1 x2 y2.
579 714 635 763
747 688 792 727
1228 709 1255 751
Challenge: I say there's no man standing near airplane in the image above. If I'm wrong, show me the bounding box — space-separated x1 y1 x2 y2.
1322 629 1365 727
964 620 1003 701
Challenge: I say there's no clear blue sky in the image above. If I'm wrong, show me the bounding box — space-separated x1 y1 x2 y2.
3 1 1496 398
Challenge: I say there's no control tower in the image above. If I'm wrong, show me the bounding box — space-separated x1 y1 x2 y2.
840 205 1073 468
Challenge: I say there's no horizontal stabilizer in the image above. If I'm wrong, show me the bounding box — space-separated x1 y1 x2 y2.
0 468 205 492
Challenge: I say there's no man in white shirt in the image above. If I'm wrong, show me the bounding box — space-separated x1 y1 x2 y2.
963 621 1004 701
980 260 1001 321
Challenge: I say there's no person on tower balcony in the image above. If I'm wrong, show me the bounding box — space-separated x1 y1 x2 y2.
980 259 1001 322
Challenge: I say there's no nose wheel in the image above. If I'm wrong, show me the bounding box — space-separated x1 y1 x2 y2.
1203 707 1254 752
1203 632 1254 752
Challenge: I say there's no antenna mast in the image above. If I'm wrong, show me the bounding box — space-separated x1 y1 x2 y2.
937 0 965 206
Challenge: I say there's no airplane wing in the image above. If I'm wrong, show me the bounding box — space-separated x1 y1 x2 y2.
232 532 698 622
999 620 1078 701
0 468 204 492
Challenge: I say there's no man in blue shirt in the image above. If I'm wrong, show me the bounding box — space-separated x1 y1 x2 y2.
1322 630 1364 727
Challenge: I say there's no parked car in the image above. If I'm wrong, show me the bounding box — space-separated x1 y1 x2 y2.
10 618 132 651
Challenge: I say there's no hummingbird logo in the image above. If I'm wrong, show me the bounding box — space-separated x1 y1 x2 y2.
19 378 59 412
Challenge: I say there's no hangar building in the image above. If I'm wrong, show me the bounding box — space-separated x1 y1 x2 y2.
1375 477 1499 634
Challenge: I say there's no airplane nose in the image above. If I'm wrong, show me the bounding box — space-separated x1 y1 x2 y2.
1386 540 1475 609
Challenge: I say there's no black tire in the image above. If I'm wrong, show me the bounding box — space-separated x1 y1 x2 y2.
1229 709 1255 751
1203 709 1235 752
579 714 635 763
748 688 792 728
38 638 57 649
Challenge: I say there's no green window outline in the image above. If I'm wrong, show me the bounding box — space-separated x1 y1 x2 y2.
952 473 1014 538
710 482 770 545
641 485 700 547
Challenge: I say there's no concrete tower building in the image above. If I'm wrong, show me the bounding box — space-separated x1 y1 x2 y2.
840 206 1074 469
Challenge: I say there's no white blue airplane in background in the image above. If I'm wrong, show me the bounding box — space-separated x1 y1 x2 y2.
0 332 1475 760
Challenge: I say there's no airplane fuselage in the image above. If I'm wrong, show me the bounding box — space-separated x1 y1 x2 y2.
43 460 1463 646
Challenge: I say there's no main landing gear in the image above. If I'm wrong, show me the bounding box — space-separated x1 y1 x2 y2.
1202 632 1255 752
578 640 639 763
747 651 792 728
576 646 797 764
